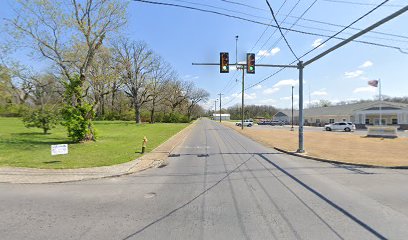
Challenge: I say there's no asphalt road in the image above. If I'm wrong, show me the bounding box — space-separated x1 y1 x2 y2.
1 118 408 239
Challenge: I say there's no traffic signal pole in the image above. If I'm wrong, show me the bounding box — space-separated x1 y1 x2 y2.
241 66 245 130
193 6 407 153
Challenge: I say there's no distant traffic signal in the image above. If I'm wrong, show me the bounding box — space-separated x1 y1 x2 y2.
247 53 255 74
220 52 229 73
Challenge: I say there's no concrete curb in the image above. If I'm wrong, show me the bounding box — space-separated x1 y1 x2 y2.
274 147 408 169
0 121 197 184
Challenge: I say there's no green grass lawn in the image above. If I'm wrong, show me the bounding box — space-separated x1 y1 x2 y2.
0 118 189 169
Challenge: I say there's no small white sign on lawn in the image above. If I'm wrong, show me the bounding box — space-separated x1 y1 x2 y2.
51 144 68 156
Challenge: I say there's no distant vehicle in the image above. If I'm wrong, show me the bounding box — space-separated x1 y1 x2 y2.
257 120 271 125
325 122 356 132
236 119 253 127
269 120 284 126
257 120 285 126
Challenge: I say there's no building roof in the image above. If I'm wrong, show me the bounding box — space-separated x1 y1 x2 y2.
275 101 408 118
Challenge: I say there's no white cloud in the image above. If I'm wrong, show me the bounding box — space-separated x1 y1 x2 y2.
311 89 328 96
353 86 376 93
263 87 280 94
245 93 257 100
253 84 262 90
359 61 373 68
312 39 325 48
231 92 257 100
271 47 280 55
344 70 364 78
280 95 299 101
256 48 280 58
273 79 298 88
257 50 270 57
258 99 277 105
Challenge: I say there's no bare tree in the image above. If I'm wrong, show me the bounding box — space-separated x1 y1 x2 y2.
165 79 194 113
87 47 120 118
114 39 154 123
6 0 127 141
187 87 209 120
148 56 175 123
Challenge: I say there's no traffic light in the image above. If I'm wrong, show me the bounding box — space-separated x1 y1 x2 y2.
220 52 229 73
247 53 255 74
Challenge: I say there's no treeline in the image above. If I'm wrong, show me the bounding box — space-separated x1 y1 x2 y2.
217 104 279 120
0 0 208 142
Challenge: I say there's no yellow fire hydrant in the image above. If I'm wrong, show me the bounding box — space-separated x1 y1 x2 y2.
141 136 148 154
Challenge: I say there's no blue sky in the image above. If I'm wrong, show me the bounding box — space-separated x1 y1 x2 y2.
1 0 407 110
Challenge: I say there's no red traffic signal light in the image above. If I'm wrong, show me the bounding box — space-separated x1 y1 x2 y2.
220 52 229 73
247 53 255 74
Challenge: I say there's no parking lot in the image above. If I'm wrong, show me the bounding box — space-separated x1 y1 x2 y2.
224 121 408 167
252 124 408 138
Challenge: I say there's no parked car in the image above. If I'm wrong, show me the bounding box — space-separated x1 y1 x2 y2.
236 119 253 127
325 122 356 132
269 120 284 126
258 120 271 125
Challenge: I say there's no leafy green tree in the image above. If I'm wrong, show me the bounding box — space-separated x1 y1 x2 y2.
6 0 127 141
61 75 96 142
23 108 58 134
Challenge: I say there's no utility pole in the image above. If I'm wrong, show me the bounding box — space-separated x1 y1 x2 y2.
214 99 218 120
219 93 224 122
194 6 408 153
297 61 305 153
291 86 294 131
379 78 382 126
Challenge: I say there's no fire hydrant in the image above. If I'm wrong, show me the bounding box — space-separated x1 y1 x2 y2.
141 136 148 154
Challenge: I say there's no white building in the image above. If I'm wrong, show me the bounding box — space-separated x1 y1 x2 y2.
273 101 408 129
213 113 231 121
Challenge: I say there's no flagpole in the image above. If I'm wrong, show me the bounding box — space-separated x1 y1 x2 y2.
379 78 382 126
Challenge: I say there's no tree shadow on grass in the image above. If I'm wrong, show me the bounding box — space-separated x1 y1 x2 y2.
3 133 74 146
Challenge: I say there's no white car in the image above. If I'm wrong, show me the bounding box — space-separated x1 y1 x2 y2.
325 122 356 132
235 119 253 127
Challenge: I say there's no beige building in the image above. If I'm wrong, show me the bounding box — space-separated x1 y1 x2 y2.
273 101 408 129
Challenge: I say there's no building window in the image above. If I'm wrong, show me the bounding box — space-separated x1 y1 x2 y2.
365 119 370 124
392 119 398 125
329 119 335 123
316 119 320 123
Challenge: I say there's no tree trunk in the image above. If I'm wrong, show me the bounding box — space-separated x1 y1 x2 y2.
134 104 141 124
150 98 156 124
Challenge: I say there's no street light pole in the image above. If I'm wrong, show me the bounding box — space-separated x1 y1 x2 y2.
291 85 294 131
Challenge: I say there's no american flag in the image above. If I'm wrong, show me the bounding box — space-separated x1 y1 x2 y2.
368 80 378 87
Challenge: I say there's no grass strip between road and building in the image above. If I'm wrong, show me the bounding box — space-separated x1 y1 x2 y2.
0 118 189 169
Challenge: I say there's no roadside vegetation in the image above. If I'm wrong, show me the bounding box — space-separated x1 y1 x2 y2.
0 0 208 144
0 118 188 169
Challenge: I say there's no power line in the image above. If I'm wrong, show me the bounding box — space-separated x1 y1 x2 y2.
219 0 408 40
247 0 398 91
258 0 318 63
254 0 301 58
131 0 407 54
265 0 299 60
300 0 391 59
321 0 404 7
249 0 288 52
